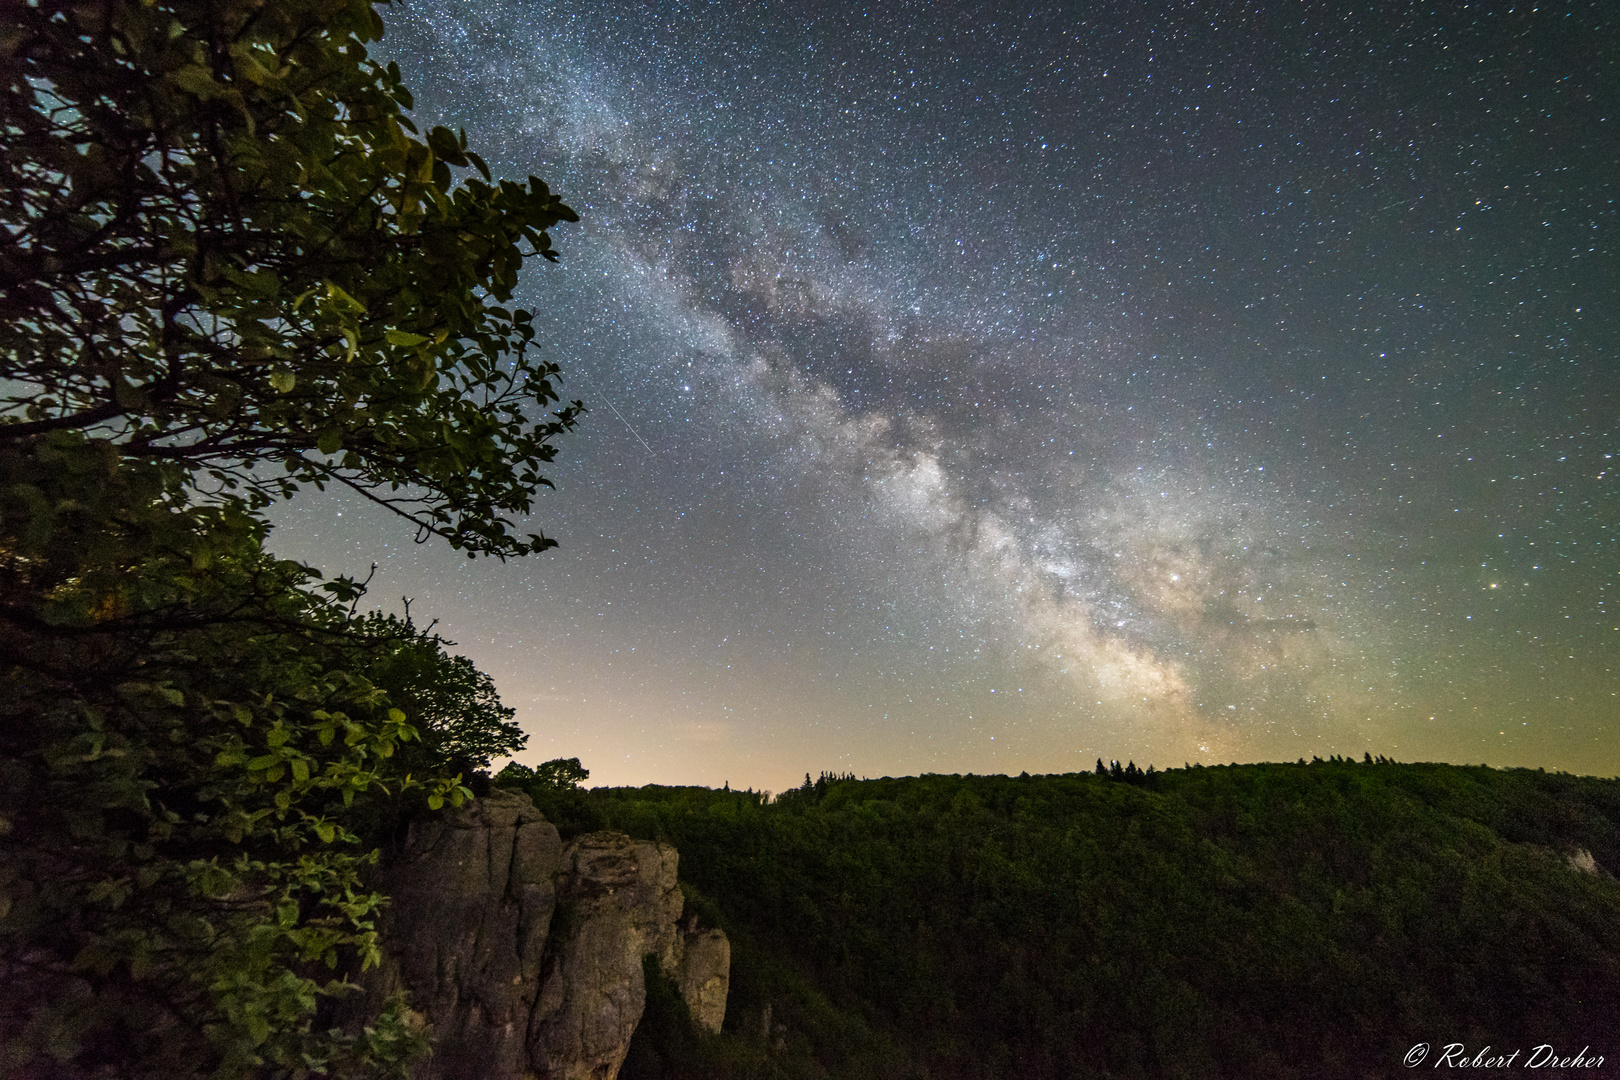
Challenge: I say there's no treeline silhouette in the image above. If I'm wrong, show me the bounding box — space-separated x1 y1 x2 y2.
502 759 1620 1079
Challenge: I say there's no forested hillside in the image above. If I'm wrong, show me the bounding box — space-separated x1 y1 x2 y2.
505 760 1620 1080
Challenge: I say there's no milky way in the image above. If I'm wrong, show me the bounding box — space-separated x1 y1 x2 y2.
270 0 1618 789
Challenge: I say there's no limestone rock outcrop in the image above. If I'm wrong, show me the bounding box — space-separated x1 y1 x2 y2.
357 791 727 1080
528 831 684 1080
358 789 562 1080
671 916 731 1034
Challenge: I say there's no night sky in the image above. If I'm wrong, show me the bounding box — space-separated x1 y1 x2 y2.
269 0 1618 792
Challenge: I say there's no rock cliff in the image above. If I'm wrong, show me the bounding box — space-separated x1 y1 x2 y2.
356 790 727 1080
670 915 730 1035
527 830 684 1080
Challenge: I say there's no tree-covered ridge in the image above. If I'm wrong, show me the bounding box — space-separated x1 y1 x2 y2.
507 761 1620 1080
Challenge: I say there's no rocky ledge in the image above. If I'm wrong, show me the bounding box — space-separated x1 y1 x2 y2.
352 790 728 1080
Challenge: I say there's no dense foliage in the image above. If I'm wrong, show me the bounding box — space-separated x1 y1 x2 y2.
2 0 580 557
0 438 490 1077
512 760 1620 1080
1 0 574 1074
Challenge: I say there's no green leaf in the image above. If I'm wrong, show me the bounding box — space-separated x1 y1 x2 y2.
170 64 218 97
385 329 429 347
269 370 296 393
230 45 277 87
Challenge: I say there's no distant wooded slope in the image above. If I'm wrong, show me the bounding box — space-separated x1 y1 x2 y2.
507 759 1620 1080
